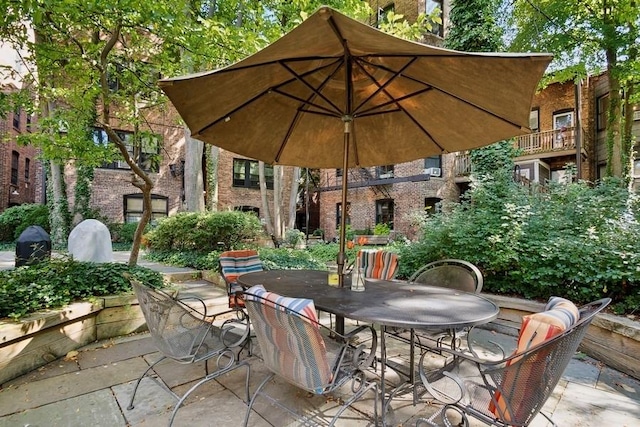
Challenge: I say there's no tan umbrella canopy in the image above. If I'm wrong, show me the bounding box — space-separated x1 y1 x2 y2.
159 6 552 283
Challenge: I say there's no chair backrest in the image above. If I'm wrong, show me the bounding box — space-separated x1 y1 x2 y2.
244 286 335 394
483 298 610 426
409 259 482 293
219 250 263 306
357 249 398 280
131 279 213 363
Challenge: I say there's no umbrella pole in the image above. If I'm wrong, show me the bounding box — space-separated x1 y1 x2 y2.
336 117 351 335
337 118 351 286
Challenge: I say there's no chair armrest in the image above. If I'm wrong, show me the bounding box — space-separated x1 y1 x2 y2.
177 295 209 317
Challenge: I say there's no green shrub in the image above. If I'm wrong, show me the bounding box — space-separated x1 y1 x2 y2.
0 258 162 319
145 211 264 252
373 223 391 235
0 204 50 241
400 161 640 310
145 247 327 272
109 222 147 243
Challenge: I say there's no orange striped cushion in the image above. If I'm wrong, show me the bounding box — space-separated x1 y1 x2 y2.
358 250 398 280
489 297 579 421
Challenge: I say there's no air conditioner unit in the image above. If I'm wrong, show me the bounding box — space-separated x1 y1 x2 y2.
379 172 394 179
424 167 441 177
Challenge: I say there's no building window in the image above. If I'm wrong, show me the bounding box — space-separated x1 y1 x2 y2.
336 168 343 177
376 199 394 229
11 151 19 185
424 155 442 177
94 128 160 172
425 0 443 36
376 3 395 28
24 158 30 182
26 114 33 132
529 109 540 132
13 107 21 130
553 110 574 147
233 158 274 189
124 194 168 223
336 202 351 229
424 197 442 216
377 165 394 178
597 95 609 131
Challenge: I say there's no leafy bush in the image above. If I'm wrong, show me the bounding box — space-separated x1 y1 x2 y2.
146 247 326 272
145 211 264 252
0 258 163 319
399 157 640 312
373 223 391 235
284 228 305 247
109 222 145 243
0 204 50 242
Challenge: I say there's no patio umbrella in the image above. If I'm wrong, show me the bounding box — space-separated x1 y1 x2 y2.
159 6 552 284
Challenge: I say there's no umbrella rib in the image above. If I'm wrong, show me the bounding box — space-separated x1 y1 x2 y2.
278 60 345 115
361 58 525 129
192 59 342 136
351 57 418 115
357 88 433 116
270 88 340 117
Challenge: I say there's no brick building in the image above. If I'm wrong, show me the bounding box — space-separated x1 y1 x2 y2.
0 84 42 213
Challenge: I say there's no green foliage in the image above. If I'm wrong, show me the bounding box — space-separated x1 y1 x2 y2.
259 248 326 270
373 223 391 235
284 228 305 247
445 0 503 51
0 204 50 242
400 170 640 308
145 211 264 252
336 224 355 241
109 222 148 244
0 258 162 319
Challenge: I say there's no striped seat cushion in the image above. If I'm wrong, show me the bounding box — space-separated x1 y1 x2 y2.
219 250 263 307
357 250 398 280
489 296 579 421
245 285 319 325
245 285 330 393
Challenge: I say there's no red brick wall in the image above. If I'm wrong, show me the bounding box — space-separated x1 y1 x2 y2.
0 104 41 212
318 154 459 240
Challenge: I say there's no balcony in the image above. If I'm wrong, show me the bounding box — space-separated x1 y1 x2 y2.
515 126 587 161
455 127 588 178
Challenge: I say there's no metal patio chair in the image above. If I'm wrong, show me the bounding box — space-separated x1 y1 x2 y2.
242 285 379 427
126 276 251 426
409 259 484 349
218 249 263 308
416 297 611 427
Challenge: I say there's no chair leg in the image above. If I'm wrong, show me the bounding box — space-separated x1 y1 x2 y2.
169 360 251 426
127 356 169 410
243 372 275 427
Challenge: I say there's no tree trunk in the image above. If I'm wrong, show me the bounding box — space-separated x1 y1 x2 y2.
206 145 219 211
48 160 69 248
259 161 274 236
287 167 301 230
184 127 205 211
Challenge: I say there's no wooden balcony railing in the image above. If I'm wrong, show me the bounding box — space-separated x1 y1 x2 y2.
516 127 579 153
454 127 585 177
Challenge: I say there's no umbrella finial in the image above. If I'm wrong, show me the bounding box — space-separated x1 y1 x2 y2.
318 6 332 20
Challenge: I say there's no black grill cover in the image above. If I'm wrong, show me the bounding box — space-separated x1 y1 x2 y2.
15 225 52 267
